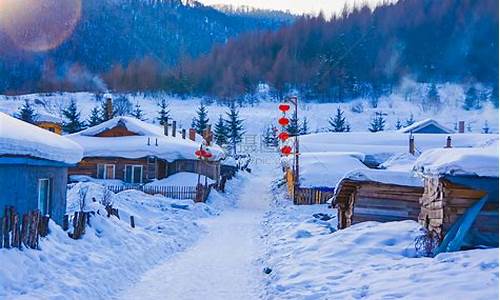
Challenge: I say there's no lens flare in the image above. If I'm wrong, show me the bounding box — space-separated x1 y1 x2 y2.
0 0 81 52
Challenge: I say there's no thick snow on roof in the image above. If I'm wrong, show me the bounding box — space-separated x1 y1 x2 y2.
338 169 423 189
294 152 368 188
0 112 83 164
36 113 63 124
398 118 454 134
68 117 223 162
145 172 214 187
300 132 496 160
413 145 499 177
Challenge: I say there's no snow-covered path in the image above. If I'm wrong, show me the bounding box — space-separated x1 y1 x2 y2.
119 166 272 300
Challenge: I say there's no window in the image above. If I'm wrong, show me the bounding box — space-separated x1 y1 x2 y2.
38 179 51 216
48 127 55 133
125 165 143 184
97 164 115 179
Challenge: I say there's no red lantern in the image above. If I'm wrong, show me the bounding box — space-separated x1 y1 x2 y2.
278 117 289 126
203 151 213 158
281 145 292 155
195 150 202 157
278 132 289 141
278 103 290 112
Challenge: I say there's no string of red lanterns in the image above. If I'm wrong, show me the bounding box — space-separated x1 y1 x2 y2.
278 102 292 156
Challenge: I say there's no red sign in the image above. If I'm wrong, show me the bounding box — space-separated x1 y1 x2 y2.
281 145 292 155
278 132 289 141
278 103 290 112
278 117 289 126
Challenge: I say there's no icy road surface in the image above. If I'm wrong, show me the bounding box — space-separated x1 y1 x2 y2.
119 166 271 300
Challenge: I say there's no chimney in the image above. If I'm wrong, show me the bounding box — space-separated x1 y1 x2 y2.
182 129 186 139
203 125 213 145
164 122 169 136
409 134 415 155
189 128 196 141
445 136 452 148
172 121 177 138
458 121 465 133
106 97 113 120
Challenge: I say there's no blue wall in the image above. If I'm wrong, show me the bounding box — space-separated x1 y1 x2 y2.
0 161 69 225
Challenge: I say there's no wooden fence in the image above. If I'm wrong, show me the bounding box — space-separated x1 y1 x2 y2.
0 206 49 249
106 184 212 202
293 187 335 205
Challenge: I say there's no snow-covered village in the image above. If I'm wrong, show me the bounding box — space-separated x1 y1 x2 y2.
0 0 499 299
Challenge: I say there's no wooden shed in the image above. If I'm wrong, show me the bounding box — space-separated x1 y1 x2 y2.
414 146 499 250
36 114 63 135
334 169 423 229
419 175 498 248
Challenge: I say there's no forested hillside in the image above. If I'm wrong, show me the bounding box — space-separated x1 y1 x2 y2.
167 0 498 101
0 0 292 94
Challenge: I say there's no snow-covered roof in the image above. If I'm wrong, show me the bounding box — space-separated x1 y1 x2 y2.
398 118 454 134
300 132 496 164
0 112 83 164
36 113 63 124
68 117 224 162
337 169 423 190
413 145 499 178
290 152 368 188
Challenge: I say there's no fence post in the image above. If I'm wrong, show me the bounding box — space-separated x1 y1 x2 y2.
130 216 135 228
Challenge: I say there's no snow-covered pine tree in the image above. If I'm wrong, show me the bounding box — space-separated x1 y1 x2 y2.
328 107 348 132
225 103 245 155
405 113 415 127
286 114 300 136
87 106 102 127
464 86 478 111
62 99 86 133
482 121 490 134
490 84 499 108
193 103 210 134
300 117 309 135
16 100 37 124
131 102 146 120
369 112 386 132
157 99 170 125
263 125 278 148
213 114 229 146
395 118 403 130
425 83 440 111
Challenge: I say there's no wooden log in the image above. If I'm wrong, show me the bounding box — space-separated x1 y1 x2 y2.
3 209 10 249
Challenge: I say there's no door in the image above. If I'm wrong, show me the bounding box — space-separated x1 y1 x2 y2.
125 165 143 184
38 178 51 216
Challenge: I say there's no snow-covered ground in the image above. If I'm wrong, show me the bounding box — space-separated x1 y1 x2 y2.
260 186 499 300
0 82 498 135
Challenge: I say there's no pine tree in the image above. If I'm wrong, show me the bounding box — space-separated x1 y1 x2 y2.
395 118 403 130
87 106 102 127
131 102 146 120
328 107 348 132
300 117 309 135
225 103 245 155
213 114 228 146
62 99 86 133
192 103 210 134
482 121 490 134
369 112 386 132
286 114 300 136
16 100 37 124
490 84 499 108
157 99 170 125
100 99 115 121
405 113 415 127
463 86 478 111
425 83 441 110
263 125 278 148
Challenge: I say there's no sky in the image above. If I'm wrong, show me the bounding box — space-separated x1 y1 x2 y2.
197 0 390 16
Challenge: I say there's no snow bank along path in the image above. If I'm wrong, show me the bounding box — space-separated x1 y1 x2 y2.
119 161 273 300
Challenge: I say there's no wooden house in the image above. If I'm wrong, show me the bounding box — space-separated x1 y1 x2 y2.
67 117 223 185
36 114 63 135
414 146 499 249
398 118 454 134
334 169 423 229
0 113 83 225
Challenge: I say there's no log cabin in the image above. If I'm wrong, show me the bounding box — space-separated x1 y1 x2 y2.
36 114 63 135
398 118 454 134
414 146 499 249
334 169 423 229
67 117 223 185
0 113 83 225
